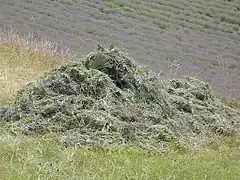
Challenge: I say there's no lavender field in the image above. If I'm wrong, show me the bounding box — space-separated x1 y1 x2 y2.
1 0 240 98
1 1 240 179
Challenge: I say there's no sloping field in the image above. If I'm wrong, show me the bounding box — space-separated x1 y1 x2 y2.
0 1 240 177
0 35 239 180
1 0 240 98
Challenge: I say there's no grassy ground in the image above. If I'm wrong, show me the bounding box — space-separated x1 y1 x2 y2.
0 31 66 106
0 31 239 180
0 126 239 180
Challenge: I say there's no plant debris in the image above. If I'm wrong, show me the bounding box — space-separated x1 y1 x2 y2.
1 45 239 149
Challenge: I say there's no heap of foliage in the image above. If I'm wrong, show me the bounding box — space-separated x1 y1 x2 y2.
1 45 239 149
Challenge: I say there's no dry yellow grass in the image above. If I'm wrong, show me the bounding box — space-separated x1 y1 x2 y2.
0 30 67 106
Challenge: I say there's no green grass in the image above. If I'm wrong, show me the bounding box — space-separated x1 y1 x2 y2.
107 1 136 12
0 127 239 180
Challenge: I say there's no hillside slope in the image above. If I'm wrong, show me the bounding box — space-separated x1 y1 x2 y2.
1 0 240 98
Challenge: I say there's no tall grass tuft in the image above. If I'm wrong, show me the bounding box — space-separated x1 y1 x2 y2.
0 29 67 106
